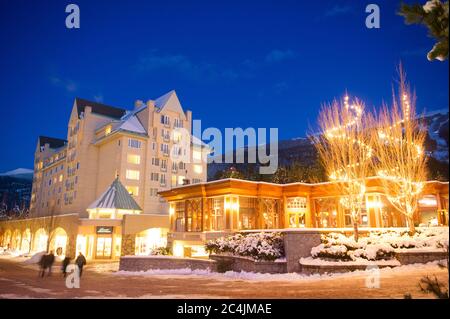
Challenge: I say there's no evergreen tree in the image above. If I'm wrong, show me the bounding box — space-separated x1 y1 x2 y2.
399 0 449 61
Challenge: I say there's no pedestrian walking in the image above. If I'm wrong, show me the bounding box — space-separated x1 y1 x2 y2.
75 252 87 277
61 256 71 277
47 250 55 276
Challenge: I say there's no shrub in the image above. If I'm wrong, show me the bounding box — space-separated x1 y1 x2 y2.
150 247 171 256
205 232 284 261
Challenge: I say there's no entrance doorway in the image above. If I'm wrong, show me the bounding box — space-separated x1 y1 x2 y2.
95 236 112 259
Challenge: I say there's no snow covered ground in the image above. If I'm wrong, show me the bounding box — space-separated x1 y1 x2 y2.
105 260 445 282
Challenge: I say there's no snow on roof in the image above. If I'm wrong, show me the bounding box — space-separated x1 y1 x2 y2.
154 90 186 119
118 115 147 134
88 177 142 211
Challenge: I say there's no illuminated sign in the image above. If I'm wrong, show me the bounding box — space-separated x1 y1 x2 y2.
96 226 113 234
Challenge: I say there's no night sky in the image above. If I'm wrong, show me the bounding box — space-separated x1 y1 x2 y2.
0 0 448 172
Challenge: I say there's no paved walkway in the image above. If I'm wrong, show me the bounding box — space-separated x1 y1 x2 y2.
0 257 447 298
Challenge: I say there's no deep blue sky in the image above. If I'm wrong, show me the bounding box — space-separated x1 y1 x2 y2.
0 0 448 172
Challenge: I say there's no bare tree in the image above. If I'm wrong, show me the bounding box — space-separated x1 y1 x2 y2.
313 95 373 241
371 69 427 235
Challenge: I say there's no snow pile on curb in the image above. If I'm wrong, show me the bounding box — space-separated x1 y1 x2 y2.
22 251 46 265
205 232 284 261
112 260 444 282
311 228 448 262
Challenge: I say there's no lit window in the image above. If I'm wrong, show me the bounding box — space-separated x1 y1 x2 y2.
105 125 112 135
193 164 202 174
126 186 139 196
178 176 185 185
127 154 141 164
126 170 140 180
171 175 177 187
59 174 63 182
193 150 202 162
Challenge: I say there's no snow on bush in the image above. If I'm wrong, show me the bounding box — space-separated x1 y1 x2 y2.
205 232 284 261
311 228 448 262
149 247 171 256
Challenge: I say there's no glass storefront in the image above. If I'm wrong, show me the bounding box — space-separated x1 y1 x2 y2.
286 197 307 228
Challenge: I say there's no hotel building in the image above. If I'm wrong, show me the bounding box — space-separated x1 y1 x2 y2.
0 90 208 259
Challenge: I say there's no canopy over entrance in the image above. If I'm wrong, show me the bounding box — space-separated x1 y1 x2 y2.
87 177 142 219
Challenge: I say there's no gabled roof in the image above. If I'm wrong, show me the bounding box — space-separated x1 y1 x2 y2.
154 90 186 119
39 136 67 149
117 115 147 134
75 98 126 119
88 177 142 211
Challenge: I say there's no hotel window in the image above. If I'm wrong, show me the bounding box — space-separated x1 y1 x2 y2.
179 161 185 170
161 143 169 155
126 169 140 180
161 115 170 126
171 175 177 187
287 197 307 228
175 201 185 231
161 159 167 171
59 174 63 182
128 139 141 149
193 164 203 174
174 118 183 128
192 151 202 163
127 154 141 165
178 176 186 185
150 173 159 181
162 129 170 141
151 157 160 166
192 178 201 184
150 188 159 196
126 186 139 196
160 174 166 186
172 130 182 143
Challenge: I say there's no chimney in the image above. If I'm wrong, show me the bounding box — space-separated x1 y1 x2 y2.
146 100 155 111
134 100 144 110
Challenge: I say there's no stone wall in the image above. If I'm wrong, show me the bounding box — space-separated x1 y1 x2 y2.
119 256 217 272
395 250 448 265
300 263 395 275
120 234 135 256
282 229 321 272
210 255 286 274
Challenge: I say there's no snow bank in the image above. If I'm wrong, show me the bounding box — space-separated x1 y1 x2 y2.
310 228 448 262
112 260 443 282
22 251 46 265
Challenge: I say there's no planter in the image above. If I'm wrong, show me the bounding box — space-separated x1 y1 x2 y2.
395 250 448 265
209 254 287 274
299 257 400 275
119 255 217 272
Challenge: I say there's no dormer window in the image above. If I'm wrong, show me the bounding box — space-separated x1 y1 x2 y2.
105 125 112 135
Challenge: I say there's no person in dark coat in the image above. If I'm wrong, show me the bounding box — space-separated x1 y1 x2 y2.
46 251 55 276
75 252 87 277
61 256 71 277
38 253 48 278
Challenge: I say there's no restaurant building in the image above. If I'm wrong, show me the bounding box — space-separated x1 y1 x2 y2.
158 178 449 257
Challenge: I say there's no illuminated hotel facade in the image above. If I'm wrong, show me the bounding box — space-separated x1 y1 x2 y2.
159 178 449 257
0 91 208 259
